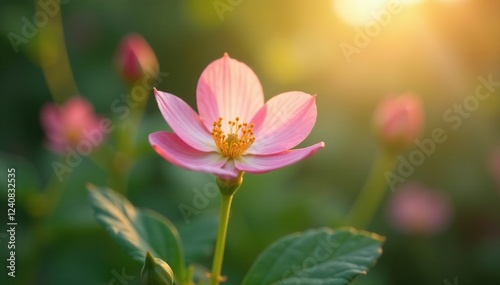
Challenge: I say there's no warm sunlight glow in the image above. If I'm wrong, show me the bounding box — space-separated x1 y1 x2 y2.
437 0 468 4
333 0 424 26
399 0 424 5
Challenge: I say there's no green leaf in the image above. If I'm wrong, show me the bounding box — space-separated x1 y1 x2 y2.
242 227 384 285
87 184 185 283
178 214 218 264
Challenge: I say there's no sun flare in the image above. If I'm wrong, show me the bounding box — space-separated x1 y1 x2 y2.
333 0 424 26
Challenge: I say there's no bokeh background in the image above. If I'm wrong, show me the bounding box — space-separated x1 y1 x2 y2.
1 0 500 284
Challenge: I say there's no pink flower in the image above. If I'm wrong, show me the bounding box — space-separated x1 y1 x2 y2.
40 96 106 154
115 33 159 84
373 93 423 152
489 147 500 197
149 53 325 178
387 183 452 237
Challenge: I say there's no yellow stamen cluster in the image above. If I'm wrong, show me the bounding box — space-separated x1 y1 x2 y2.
211 117 255 158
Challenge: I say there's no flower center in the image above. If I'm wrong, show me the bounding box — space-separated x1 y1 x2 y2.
211 117 255 158
65 128 82 145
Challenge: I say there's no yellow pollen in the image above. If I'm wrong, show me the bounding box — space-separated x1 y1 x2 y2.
211 117 255 158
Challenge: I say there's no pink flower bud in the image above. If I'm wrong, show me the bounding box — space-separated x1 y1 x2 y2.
40 96 107 154
387 183 452 237
115 34 159 84
373 93 423 152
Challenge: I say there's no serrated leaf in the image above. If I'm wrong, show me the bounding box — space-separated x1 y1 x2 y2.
87 184 185 283
242 227 384 285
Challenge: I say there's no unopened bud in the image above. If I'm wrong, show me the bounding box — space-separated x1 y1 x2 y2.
372 93 423 152
141 251 174 285
115 34 159 84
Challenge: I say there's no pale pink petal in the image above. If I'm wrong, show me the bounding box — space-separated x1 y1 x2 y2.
62 97 95 128
149 132 237 178
197 53 264 132
40 104 62 135
219 159 240 180
154 89 217 152
40 104 66 153
247 92 317 155
61 97 104 143
235 142 325 173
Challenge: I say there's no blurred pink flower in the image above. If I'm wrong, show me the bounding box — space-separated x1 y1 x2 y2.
40 97 106 154
489 147 500 196
115 33 158 84
387 183 452 237
149 53 324 178
373 93 423 152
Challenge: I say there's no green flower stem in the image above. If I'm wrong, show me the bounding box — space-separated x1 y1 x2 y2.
37 1 78 103
345 150 397 229
184 265 194 285
210 193 234 285
88 140 130 194
110 81 152 194
107 152 132 194
117 81 150 157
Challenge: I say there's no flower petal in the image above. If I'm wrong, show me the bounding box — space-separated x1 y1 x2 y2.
154 89 217 152
219 159 240 180
248 92 317 155
197 53 264 132
62 97 96 128
149 132 237 178
235 142 325 174
40 104 65 152
40 104 62 135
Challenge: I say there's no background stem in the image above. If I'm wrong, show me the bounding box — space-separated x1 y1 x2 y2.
345 150 397 229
